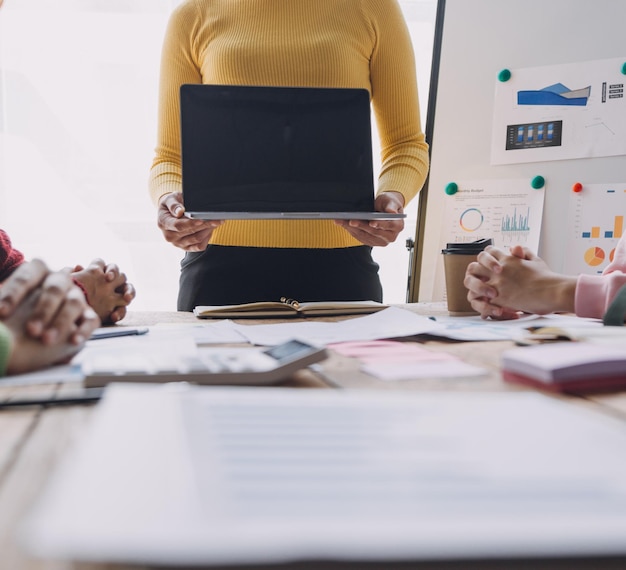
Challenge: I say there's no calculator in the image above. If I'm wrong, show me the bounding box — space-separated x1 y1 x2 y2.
82 339 328 388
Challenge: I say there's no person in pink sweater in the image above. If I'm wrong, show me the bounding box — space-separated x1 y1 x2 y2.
463 237 626 320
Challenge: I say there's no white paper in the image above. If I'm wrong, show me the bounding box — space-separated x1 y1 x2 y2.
441 179 544 253
491 57 626 165
231 307 442 346
564 181 626 276
149 320 248 344
0 364 83 387
426 313 541 341
21 384 626 565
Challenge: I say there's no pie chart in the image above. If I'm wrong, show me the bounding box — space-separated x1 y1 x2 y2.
459 208 483 232
584 246 605 267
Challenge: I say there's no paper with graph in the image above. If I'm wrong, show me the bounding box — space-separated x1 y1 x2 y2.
441 178 544 251
564 181 626 276
491 57 626 165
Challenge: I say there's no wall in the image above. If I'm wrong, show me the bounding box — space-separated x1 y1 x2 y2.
411 0 626 301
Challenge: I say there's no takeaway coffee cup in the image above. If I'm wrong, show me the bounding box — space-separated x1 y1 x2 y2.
441 238 493 316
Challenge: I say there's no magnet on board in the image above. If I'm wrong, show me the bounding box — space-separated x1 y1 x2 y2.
445 182 458 195
572 182 583 193
530 175 545 189
497 69 511 82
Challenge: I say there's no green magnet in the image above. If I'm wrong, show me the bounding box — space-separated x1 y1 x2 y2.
445 182 458 195
530 175 545 189
497 68 511 82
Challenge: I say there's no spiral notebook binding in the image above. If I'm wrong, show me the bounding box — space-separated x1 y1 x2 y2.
280 297 301 309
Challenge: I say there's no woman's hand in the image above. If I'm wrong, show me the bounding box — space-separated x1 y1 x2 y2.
464 245 576 319
72 259 137 324
157 192 223 251
334 191 405 247
3 285 98 375
0 259 99 344
0 260 100 374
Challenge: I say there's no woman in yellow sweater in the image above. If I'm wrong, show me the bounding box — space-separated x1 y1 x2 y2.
150 0 429 310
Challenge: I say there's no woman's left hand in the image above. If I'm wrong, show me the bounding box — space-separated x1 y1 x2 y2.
335 191 405 247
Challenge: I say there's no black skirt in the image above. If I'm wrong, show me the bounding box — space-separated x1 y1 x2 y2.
177 245 382 311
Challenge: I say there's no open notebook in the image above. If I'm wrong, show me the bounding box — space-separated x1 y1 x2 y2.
193 298 388 318
21 384 626 566
180 84 405 221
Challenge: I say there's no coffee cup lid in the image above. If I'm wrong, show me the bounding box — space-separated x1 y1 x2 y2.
442 237 493 254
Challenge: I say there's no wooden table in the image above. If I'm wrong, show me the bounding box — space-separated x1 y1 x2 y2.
2 307 626 570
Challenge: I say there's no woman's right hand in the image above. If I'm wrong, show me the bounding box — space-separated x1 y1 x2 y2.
157 192 223 251
0 260 100 374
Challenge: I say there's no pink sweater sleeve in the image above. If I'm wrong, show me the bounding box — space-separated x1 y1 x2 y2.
575 234 626 318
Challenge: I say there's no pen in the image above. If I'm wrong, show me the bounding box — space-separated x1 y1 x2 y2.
90 327 149 340
0 388 105 410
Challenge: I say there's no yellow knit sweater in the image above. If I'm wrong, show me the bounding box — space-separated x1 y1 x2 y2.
149 0 429 248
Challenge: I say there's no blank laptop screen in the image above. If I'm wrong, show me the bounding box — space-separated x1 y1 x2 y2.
180 85 375 214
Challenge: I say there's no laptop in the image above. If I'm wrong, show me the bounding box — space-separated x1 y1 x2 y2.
180 84 405 220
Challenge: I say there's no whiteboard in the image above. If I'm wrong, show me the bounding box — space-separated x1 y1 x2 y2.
411 0 626 302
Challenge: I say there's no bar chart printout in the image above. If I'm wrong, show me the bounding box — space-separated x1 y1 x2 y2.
565 183 626 275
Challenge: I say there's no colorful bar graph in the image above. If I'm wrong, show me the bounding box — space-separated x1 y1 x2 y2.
582 216 624 240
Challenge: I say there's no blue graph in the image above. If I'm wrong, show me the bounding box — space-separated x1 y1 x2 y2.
501 207 531 242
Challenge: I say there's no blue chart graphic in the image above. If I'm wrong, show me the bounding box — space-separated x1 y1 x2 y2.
506 120 562 150
517 83 591 106
501 207 531 242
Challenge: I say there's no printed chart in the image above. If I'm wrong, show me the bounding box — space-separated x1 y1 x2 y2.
565 182 626 275
492 57 626 165
442 179 544 251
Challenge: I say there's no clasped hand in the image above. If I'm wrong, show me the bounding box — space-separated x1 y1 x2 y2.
0 259 100 374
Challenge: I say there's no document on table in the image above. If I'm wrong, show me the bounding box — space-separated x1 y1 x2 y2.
231 306 442 346
425 313 541 341
329 340 486 380
426 314 607 343
144 320 248 345
0 364 83 387
21 384 626 566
